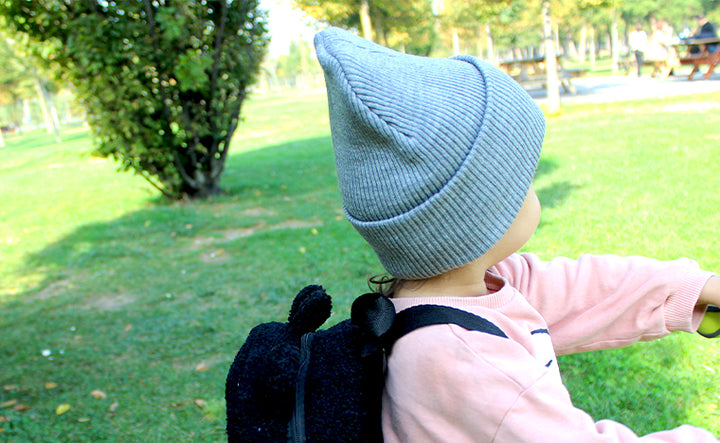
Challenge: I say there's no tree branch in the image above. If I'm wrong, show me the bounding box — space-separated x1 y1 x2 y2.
173 149 199 190
136 168 177 199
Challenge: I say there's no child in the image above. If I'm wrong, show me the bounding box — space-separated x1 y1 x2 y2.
314 27 720 442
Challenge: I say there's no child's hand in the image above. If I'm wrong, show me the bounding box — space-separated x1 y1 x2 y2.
699 275 720 306
698 276 720 338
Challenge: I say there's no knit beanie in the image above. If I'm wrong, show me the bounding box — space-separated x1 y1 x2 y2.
314 28 545 280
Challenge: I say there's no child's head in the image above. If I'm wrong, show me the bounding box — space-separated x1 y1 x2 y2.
314 28 545 280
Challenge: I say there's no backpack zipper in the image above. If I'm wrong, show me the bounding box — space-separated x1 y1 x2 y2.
289 332 313 443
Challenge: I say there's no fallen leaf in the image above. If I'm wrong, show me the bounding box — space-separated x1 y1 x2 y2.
0 400 17 409
109 402 119 412
12 404 30 411
299 246 307 254
77 417 91 423
195 362 209 372
123 324 132 333
55 404 71 415
194 399 206 408
90 390 106 400
45 382 58 389
2 385 18 391
0 416 9 423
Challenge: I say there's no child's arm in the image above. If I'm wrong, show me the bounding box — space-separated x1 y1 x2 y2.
492 253 714 354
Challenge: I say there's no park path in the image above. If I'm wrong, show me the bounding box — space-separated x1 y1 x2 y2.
532 73 720 105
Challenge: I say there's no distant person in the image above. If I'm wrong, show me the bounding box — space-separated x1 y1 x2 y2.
645 20 679 76
689 13 718 54
646 20 671 59
629 23 648 76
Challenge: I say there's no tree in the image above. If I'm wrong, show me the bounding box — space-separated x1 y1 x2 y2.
541 1 560 113
0 31 61 140
0 1 269 199
293 0 436 54
437 0 517 59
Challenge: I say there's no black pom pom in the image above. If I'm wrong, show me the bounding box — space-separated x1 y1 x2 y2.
288 285 332 334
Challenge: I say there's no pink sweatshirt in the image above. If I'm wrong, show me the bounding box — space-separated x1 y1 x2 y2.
382 253 718 442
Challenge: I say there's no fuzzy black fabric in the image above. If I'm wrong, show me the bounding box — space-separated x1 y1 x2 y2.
225 285 387 442
302 319 385 442
226 320 300 442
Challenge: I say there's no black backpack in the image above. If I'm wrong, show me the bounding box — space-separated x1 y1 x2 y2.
225 285 507 442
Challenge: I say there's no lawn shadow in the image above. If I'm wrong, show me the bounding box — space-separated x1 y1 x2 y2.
19 135 340 297
534 156 581 214
535 156 559 180
536 180 580 209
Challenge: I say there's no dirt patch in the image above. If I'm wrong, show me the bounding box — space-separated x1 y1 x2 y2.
188 219 323 250
241 207 276 217
188 224 264 250
32 278 73 300
268 219 323 231
84 292 138 311
220 227 261 241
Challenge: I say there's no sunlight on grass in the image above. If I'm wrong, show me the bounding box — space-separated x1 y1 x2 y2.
1 90 719 440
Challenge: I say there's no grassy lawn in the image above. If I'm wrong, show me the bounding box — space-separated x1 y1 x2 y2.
1 88 719 441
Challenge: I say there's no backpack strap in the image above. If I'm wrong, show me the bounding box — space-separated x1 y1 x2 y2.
350 293 508 354
385 304 508 352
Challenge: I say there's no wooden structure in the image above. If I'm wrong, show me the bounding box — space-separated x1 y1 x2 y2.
673 37 720 80
498 56 587 94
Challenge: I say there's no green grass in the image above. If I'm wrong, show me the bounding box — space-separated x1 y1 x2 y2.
1 89 719 441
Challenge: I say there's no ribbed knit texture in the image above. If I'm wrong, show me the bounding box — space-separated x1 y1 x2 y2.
314 28 545 279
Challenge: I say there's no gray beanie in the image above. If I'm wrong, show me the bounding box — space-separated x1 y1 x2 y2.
314 28 545 280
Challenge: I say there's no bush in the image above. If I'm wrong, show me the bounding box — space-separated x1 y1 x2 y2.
1 0 269 198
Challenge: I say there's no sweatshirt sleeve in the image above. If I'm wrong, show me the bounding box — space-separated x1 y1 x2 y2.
491 253 714 354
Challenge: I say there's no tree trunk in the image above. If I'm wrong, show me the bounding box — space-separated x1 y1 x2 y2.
359 0 373 41
568 39 578 61
542 1 560 113
579 24 587 62
0 128 5 148
22 99 31 127
372 11 387 46
611 7 619 73
589 26 596 69
35 79 62 143
485 23 494 63
452 28 460 55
